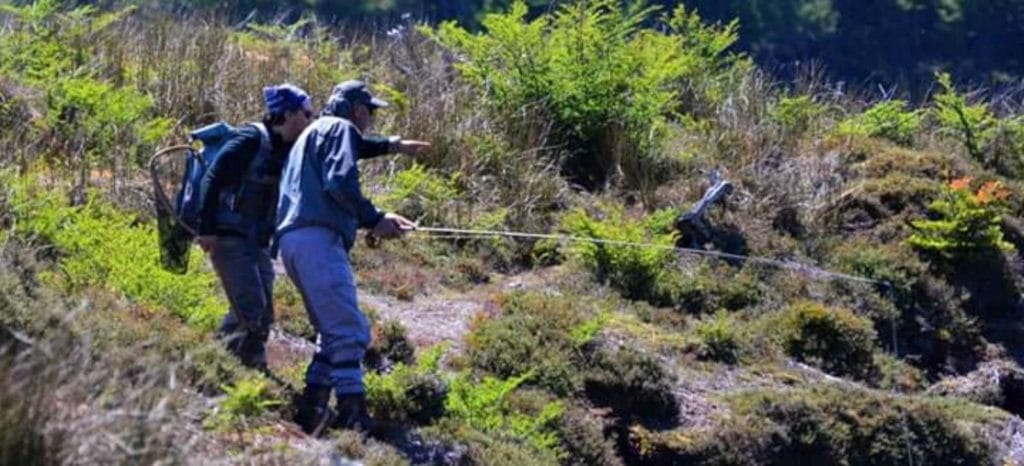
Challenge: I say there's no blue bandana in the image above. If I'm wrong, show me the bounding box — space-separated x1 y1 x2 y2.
263 83 312 115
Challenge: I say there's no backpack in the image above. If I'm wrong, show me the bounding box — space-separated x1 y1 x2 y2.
151 121 269 274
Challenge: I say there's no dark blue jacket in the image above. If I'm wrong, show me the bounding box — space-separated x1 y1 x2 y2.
199 122 393 247
275 117 386 251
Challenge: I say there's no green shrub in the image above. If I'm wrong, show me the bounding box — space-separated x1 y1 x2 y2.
838 100 922 146
583 347 678 422
206 375 282 430
875 353 927 392
779 302 879 381
431 0 742 190
377 162 459 226
829 240 922 320
831 240 920 291
559 205 677 304
907 177 1015 258
366 345 448 425
694 311 741 364
8 176 223 331
772 95 827 137
444 371 566 460
932 72 997 163
647 261 762 315
465 291 603 395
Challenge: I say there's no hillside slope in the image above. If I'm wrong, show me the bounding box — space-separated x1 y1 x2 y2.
3 2 1024 465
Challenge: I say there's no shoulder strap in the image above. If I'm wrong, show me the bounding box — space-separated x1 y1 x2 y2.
249 122 272 157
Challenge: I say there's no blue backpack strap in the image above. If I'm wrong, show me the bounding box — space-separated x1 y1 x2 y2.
249 122 271 160
215 122 275 244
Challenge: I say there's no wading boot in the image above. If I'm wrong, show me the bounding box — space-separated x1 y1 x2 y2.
333 393 375 434
295 384 335 437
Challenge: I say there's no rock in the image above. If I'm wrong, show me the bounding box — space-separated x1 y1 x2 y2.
928 359 1024 416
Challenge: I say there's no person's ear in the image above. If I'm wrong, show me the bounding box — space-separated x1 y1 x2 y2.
354 103 369 119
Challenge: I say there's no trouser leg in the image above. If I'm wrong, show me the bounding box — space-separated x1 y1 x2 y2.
279 227 370 396
209 236 273 369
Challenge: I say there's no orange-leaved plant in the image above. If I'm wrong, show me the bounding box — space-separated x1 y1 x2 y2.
907 177 1014 257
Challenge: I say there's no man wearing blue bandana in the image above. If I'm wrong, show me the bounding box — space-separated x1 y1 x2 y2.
278 80 425 436
197 83 313 370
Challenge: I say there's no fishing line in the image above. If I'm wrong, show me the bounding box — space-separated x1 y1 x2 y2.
410 225 884 286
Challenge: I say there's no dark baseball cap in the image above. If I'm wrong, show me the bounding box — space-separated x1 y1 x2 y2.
331 80 389 109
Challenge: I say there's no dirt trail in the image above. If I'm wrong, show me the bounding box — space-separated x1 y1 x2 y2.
266 265 564 372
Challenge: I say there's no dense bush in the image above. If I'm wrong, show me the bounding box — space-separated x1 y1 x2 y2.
583 347 678 423
779 302 879 381
555 406 623 466
432 1 743 191
465 291 604 395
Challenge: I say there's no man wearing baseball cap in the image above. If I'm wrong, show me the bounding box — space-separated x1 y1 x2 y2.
278 80 428 436
322 80 431 159
197 83 314 370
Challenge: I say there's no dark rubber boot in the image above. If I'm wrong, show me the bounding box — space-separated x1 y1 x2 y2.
333 393 375 434
295 384 335 437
